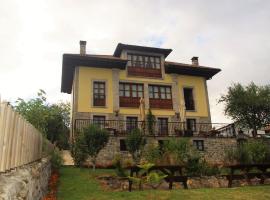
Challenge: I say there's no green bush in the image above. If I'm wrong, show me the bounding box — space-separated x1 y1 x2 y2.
185 153 202 176
83 125 109 170
225 140 270 164
163 138 192 165
112 154 127 177
126 128 146 164
247 140 270 163
50 148 63 170
144 144 162 164
71 132 88 167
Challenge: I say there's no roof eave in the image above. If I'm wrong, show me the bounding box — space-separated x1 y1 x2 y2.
165 65 221 80
113 43 172 58
61 54 127 94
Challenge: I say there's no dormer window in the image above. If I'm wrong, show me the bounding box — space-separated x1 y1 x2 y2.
127 54 161 69
127 53 162 78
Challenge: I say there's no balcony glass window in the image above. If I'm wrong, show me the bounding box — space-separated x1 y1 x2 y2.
149 85 172 100
119 83 144 107
127 53 161 69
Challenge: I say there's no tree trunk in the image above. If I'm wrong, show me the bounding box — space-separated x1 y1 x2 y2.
252 125 257 137
92 157 96 171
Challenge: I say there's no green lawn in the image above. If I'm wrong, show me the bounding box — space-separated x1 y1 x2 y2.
57 167 270 200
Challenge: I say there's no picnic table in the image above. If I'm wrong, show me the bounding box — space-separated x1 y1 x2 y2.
125 165 188 191
225 163 270 187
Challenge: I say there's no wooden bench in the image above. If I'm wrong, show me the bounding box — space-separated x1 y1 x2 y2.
225 163 270 187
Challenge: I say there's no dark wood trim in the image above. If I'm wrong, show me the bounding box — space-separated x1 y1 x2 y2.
120 97 140 107
127 66 162 78
149 99 173 109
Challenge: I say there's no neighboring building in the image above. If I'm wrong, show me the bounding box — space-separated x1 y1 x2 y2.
61 41 236 165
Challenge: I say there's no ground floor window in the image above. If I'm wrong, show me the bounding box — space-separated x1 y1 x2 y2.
120 139 127 151
193 140 204 151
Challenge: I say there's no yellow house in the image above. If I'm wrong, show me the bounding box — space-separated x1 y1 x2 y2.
61 41 222 157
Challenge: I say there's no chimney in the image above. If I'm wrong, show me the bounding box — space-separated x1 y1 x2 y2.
79 40 86 55
191 56 199 66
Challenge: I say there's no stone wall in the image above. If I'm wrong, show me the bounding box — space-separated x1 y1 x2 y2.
78 136 270 167
93 137 238 166
0 157 51 200
193 137 237 164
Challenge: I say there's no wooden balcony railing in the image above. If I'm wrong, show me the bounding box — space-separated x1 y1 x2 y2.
149 99 173 109
74 119 236 138
119 97 140 107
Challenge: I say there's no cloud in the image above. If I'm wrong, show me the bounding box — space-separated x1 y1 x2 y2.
0 0 270 122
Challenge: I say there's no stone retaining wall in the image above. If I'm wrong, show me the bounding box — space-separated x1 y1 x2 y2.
0 157 51 200
194 137 237 164
93 137 238 166
92 137 270 167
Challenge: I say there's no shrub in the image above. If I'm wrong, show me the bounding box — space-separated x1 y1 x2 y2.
163 138 192 165
247 140 270 163
144 144 162 164
83 125 109 171
225 140 270 164
71 132 88 167
50 148 63 170
185 153 202 176
112 154 127 177
126 128 146 164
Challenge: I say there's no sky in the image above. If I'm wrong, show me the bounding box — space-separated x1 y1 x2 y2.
0 0 269 123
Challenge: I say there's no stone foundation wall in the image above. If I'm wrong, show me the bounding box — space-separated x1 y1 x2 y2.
92 137 270 167
0 157 51 200
93 137 238 166
193 137 237 164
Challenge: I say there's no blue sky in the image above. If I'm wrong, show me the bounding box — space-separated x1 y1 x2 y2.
0 0 270 123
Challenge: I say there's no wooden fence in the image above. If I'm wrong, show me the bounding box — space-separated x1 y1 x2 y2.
0 99 54 172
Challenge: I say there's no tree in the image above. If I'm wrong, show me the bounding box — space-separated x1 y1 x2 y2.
15 89 49 134
71 132 88 167
14 89 71 148
219 82 270 137
83 125 109 171
126 129 146 164
46 103 70 149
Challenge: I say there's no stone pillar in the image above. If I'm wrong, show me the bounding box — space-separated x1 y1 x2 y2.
144 83 149 111
203 79 212 123
112 68 120 119
171 74 180 120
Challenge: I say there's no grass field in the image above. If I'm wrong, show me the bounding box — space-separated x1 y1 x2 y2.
57 167 270 200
